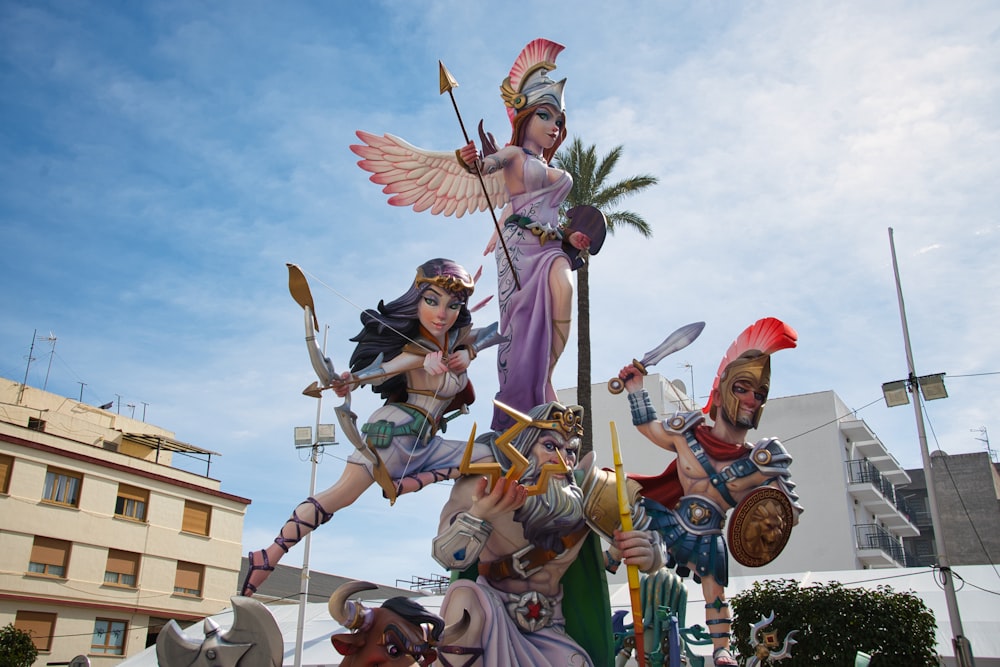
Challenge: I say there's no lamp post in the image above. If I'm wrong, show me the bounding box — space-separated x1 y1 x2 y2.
883 227 974 666
292 325 337 667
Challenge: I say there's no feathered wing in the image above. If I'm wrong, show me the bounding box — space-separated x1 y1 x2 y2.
351 131 508 218
705 317 799 409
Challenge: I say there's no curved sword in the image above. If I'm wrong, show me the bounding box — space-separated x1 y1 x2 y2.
608 321 705 394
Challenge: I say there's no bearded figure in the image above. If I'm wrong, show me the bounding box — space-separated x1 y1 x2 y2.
432 401 665 667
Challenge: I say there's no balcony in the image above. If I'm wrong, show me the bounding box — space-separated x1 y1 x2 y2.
839 419 911 485
846 459 919 536
855 523 911 568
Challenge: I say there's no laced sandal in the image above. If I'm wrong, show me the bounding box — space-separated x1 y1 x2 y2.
240 549 273 597
712 647 737 666
274 497 334 553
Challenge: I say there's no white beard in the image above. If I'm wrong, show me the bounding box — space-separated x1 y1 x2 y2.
514 458 586 552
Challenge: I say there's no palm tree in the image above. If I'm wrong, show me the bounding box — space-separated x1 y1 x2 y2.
554 137 658 455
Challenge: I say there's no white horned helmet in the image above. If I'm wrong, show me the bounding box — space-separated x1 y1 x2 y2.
500 38 568 159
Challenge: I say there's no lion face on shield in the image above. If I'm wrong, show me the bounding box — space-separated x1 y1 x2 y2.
743 498 787 561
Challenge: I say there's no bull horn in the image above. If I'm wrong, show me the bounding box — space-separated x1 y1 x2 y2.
328 581 378 630
440 610 471 644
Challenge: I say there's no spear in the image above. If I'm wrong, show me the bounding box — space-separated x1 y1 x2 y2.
611 420 647 667
439 60 520 291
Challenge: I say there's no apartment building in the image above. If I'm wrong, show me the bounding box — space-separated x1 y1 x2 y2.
0 378 250 667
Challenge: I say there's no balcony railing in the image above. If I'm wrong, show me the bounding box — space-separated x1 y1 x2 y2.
846 459 914 522
847 458 894 498
855 523 916 566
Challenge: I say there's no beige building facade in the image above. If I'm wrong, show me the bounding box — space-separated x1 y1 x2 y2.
0 378 250 666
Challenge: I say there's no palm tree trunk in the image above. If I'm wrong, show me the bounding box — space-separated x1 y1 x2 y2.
576 262 593 456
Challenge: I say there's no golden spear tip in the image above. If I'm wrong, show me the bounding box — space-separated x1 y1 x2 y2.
439 60 459 95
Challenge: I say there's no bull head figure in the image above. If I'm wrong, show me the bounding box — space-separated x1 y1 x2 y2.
328 581 467 666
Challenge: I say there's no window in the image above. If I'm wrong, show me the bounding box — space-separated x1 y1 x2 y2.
27 417 46 432
42 467 82 507
91 618 128 655
104 549 140 588
145 618 171 649
15 611 56 652
115 484 149 522
28 536 70 578
0 454 12 494
173 561 204 597
181 500 211 536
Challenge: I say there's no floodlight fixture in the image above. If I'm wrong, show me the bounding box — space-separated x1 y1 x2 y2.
917 373 948 401
881 380 910 408
293 426 313 448
316 423 337 445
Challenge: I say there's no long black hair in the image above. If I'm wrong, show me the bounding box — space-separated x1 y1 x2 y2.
348 258 474 401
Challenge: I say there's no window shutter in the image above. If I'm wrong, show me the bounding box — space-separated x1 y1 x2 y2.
15 611 57 651
174 561 203 595
31 536 70 568
0 454 12 493
106 549 139 577
115 484 149 521
181 501 211 535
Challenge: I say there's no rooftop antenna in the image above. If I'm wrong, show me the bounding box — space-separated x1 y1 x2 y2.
971 426 995 463
17 329 39 405
40 332 57 391
681 362 696 409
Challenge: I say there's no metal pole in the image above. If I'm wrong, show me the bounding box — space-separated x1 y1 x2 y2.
42 334 57 391
888 227 974 666
17 329 37 405
294 324 329 667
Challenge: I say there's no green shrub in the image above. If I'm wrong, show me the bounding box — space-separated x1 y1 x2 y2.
0 624 39 667
731 578 937 666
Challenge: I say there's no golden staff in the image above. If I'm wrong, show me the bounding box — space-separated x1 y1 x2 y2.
611 420 646 667
439 61 520 291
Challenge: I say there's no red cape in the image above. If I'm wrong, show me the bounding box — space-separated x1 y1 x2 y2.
629 424 748 508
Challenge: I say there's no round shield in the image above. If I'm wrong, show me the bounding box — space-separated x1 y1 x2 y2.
563 205 607 270
727 486 795 567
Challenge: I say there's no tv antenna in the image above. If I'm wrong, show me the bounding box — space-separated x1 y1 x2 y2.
17 329 39 405
971 426 995 462
680 362 696 409
39 332 57 391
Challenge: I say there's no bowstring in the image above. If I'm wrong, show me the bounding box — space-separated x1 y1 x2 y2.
302 267 425 351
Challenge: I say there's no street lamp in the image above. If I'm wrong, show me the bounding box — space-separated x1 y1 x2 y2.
885 227 974 666
880 373 948 408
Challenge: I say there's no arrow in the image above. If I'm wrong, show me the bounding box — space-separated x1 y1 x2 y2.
439 60 520 291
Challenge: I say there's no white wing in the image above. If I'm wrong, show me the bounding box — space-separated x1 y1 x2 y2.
351 131 509 218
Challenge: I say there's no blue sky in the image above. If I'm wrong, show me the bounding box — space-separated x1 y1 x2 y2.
2 0 998 589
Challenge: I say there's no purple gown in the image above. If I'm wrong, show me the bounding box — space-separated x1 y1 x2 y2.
492 155 573 431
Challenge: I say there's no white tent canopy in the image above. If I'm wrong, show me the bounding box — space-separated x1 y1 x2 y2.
121 566 999 667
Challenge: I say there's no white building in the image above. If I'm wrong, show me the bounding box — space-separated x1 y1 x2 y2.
1 378 250 666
